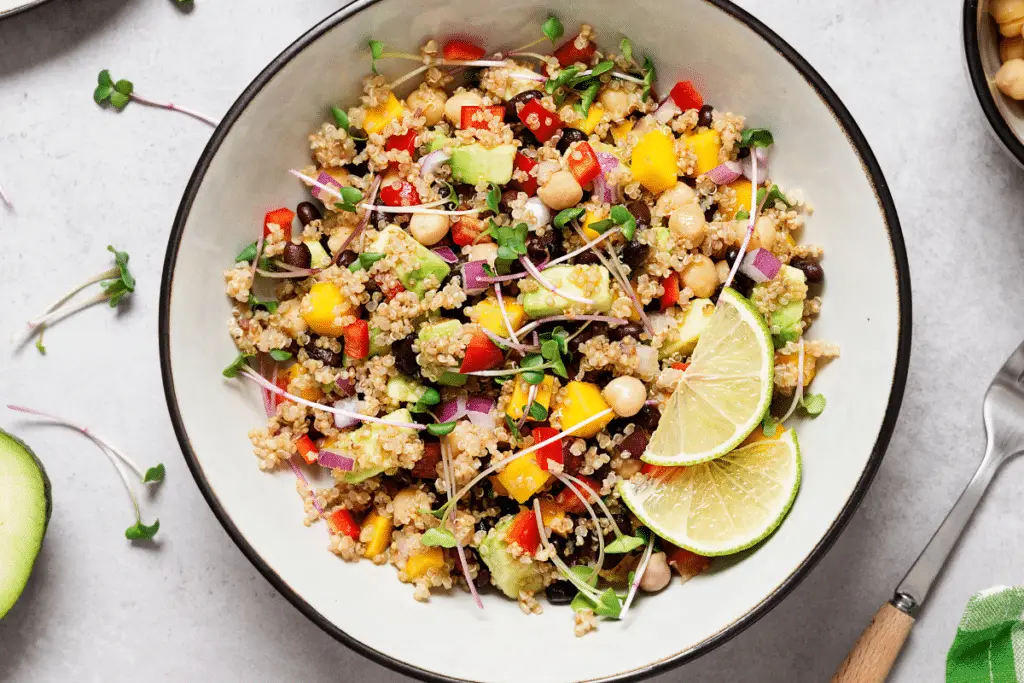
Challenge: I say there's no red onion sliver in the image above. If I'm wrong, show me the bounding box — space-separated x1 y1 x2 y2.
288 458 325 515
466 396 495 414
437 397 468 424
312 170 343 203
461 260 490 295
317 449 355 471
653 97 681 124
419 149 451 177
335 376 355 397
706 161 743 185
333 397 366 429
739 248 782 283
432 246 459 264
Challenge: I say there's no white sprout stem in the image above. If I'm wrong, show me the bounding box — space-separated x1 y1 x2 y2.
478 326 537 353
553 472 606 573
256 268 314 280
340 176 381 255
0 182 12 209
723 151 758 292
358 204 480 216
441 440 483 609
129 92 218 127
516 381 539 430
619 532 655 619
544 227 621 268
440 408 615 512
27 290 111 331
507 71 547 83
570 224 653 335
561 473 626 539
611 71 645 85
289 169 347 202
439 59 509 67
532 499 607 603
515 314 628 339
6 405 149 481
566 321 592 343
519 257 595 305
26 267 119 328
779 339 805 424
493 282 520 346
239 368 427 430
462 364 551 377
387 64 431 91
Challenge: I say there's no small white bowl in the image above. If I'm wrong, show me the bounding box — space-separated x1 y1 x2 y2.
159 1 911 680
964 0 1024 167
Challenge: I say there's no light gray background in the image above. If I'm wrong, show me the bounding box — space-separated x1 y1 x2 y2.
1 0 1021 681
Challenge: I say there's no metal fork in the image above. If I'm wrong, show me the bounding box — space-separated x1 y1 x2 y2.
832 341 1024 683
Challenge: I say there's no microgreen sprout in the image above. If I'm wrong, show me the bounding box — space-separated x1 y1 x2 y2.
553 207 585 229
542 16 564 43
487 220 528 273
0 182 12 210
93 70 217 126
739 127 775 149
7 405 163 540
23 245 136 350
426 420 457 436
586 204 636 240
486 183 501 214
333 186 363 213
619 37 634 66
641 56 655 102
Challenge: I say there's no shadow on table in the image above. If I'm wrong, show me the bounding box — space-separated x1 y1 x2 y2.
0 0 137 79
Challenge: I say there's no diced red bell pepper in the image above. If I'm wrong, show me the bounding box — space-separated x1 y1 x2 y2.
460 105 506 131
517 99 563 143
660 274 680 312
566 141 601 186
385 130 418 156
451 216 490 247
343 320 370 360
328 509 360 539
554 475 600 513
664 544 712 580
373 274 406 300
669 80 704 112
553 34 596 67
443 39 487 61
512 152 539 196
273 374 290 408
505 509 541 555
671 362 690 371
412 441 442 478
531 426 563 471
380 179 421 207
459 331 505 373
295 434 319 464
264 207 296 239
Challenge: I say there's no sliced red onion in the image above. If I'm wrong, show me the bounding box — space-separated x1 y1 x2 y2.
706 161 743 185
467 411 496 430
461 260 490 295
635 346 659 378
519 257 595 305
437 397 468 424
592 152 620 204
287 459 325 516
739 248 782 283
432 246 459 264
522 197 551 227
419 149 451 177
317 449 355 471
653 97 681 124
333 397 367 429
313 171 343 203
335 376 355 397
466 396 495 415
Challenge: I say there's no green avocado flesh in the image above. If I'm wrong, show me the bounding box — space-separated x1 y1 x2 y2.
521 264 613 318
369 225 451 297
449 144 516 185
0 429 51 618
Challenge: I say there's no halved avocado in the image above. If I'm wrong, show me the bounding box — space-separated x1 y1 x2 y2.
0 429 51 618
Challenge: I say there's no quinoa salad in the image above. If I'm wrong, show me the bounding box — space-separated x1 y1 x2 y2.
221 17 837 636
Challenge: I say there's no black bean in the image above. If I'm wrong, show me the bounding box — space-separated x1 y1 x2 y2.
545 580 576 605
620 241 649 271
296 201 322 226
681 176 697 188
607 321 644 342
304 340 344 368
496 497 522 518
626 200 652 231
573 249 603 266
704 205 717 222
634 405 661 432
505 89 543 122
562 442 583 476
698 104 714 128
281 242 312 269
500 189 520 213
336 250 359 269
582 370 611 385
526 231 560 263
347 129 368 150
790 256 824 284
556 128 588 154
392 335 419 377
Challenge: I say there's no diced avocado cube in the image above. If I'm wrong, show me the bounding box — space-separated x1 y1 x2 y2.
435 371 468 387
343 408 417 483
304 239 331 269
428 133 450 153
369 225 451 297
521 264 613 318
478 516 548 598
449 144 516 185
657 298 716 359
369 327 391 357
753 265 806 345
417 318 463 342
386 375 428 403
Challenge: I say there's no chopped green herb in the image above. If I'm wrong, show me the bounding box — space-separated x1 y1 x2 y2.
222 352 254 378
143 464 166 484
421 527 457 548
739 127 774 149
268 349 293 362
554 207 585 229
427 421 457 436
369 40 384 73
248 294 279 314
125 518 160 541
605 534 645 554
542 16 564 43
800 393 826 416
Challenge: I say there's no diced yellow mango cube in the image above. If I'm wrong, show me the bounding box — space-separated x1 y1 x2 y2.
776 352 816 386
287 363 325 402
630 130 678 194
727 178 753 219
496 453 551 503
405 547 445 579
572 105 604 136
363 93 405 136
582 209 607 241
361 511 393 559
474 297 526 338
611 119 634 143
506 375 556 421
558 381 614 438
537 499 568 535
301 282 352 337
684 129 722 176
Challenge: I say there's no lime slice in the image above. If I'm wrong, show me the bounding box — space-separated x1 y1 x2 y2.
642 288 773 466
620 430 801 556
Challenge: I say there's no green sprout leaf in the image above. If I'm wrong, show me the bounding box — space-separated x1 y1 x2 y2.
574 80 601 117
418 387 441 406
554 207 585 229
114 79 134 96
268 349 292 362
222 352 254 378
641 56 655 102
109 91 131 110
248 293 279 314
609 204 637 240
739 127 774 149
545 66 580 95
487 183 501 214
98 69 113 88
619 37 633 64
735 210 750 221
421 527 458 548
101 245 135 307
93 84 112 105
759 184 791 208
571 591 596 613
331 105 350 131
761 414 779 438
586 218 615 234
125 518 160 540
505 414 522 443
35 328 46 355
143 464 166 483
542 16 564 44
605 534 645 554
594 587 623 618
235 241 258 263
333 186 363 213
527 401 548 421
369 40 384 73
427 421 457 436
800 393 826 416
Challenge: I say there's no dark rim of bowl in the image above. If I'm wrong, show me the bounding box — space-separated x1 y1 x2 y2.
159 1 911 681
963 0 1024 166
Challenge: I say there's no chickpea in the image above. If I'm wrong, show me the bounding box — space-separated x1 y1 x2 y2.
444 90 484 126
597 87 632 119
1001 36 1024 62
668 203 708 245
682 255 718 298
639 552 672 592
715 259 731 284
615 457 643 480
468 241 499 265
997 59 1024 100
655 182 698 215
391 487 422 527
992 0 1024 25
406 86 447 127
1000 16 1024 37
537 170 583 210
408 213 450 246
601 376 647 418
754 215 778 252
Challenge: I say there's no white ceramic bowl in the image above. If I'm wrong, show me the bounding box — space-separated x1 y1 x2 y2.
0 0 51 19
160 1 911 680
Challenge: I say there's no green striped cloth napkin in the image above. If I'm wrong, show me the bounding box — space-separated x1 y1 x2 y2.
948 587 1024 682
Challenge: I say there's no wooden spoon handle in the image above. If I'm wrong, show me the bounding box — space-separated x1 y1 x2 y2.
831 602 915 683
